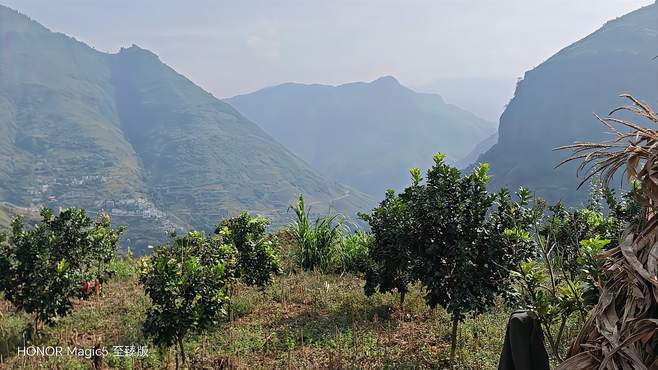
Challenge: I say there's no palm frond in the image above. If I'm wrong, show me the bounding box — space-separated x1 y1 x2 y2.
556 95 658 369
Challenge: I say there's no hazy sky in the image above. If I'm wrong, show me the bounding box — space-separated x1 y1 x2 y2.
2 0 654 98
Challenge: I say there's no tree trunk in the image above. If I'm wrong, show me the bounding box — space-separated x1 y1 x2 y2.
450 315 459 368
178 337 186 365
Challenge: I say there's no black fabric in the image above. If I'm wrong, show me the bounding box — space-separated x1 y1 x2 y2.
498 310 550 370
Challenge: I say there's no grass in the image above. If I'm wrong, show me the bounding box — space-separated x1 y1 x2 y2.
0 255 515 369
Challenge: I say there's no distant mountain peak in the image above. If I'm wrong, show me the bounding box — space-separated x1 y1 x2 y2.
117 44 160 59
228 74 496 197
477 3 656 205
371 75 401 86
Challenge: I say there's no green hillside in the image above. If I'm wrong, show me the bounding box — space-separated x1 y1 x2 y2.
0 5 374 252
476 4 657 204
227 76 496 197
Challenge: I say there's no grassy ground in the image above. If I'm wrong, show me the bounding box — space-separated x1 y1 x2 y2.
0 256 516 369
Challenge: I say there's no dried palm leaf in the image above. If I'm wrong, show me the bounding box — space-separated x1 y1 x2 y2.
556 95 658 369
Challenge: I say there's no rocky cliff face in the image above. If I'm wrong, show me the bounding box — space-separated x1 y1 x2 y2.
476 4 657 204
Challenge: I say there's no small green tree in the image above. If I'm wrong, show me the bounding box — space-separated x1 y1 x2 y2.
140 231 234 368
411 156 507 364
364 155 539 365
216 212 281 288
0 208 124 330
362 169 420 305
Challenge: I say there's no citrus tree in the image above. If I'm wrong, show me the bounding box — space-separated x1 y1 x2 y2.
216 212 281 288
364 155 539 365
0 208 124 331
361 168 421 305
411 155 539 364
140 230 235 368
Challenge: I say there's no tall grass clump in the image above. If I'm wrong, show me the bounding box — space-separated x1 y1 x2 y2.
288 194 370 274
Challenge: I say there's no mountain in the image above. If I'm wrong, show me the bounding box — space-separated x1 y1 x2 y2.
227 77 496 197
454 133 498 169
0 5 374 252
415 77 517 122
476 4 657 204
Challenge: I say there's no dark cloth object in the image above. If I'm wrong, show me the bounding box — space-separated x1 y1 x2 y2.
498 310 550 370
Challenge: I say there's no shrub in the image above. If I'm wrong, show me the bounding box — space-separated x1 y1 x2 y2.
411 156 538 364
0 208 124 329
216 212 281 288
140 231 235 367
362 183 417 305
335 230 372 274
510 186 638 361
363 155 539 365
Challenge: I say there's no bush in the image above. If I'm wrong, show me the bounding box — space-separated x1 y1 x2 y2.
509 185 638 361
216 212 281 288
140 231 235 367
0 208 123 329
335 230 372 274
362 185 416 304
362 155 539 365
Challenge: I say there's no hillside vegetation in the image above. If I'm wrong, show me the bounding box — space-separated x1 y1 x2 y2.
0 5 374 253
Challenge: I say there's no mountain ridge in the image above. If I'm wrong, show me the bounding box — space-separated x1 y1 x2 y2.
228 76 496 197
0 4 375 252
476 3 657 204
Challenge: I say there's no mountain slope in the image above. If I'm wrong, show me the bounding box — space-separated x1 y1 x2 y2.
0 5 374 252
477 4 657 204
454 133 498 169
227 77 496 197
415 77 516 123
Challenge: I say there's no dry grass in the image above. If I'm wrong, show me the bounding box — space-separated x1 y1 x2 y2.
0 258 512 369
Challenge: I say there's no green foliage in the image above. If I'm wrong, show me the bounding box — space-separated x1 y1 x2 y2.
288 195 343 272
509 184 636 361
140 231 234 363
335 231 373 274
577 237 609 289
216 212 281 288
363 156 540 364
361 188 415 304
0 208 124 326
288 195 373 274
411 159 536 320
